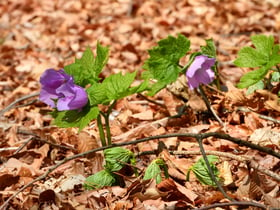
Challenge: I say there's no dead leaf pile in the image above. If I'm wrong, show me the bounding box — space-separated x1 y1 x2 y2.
0 0 280 209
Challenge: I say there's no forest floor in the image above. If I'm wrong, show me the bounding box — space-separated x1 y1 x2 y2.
0 0 280 209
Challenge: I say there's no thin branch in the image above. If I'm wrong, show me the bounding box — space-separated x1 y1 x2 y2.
140 150 280 182
1 132 279 209
137 93 167 108
0 92 40 117
193 201 267 210
0 147 18 152
238 107 280 124
17 130 77 151
196 136 235 201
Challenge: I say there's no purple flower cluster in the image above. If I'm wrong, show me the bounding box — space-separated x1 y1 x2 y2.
186 55 216 89
39 69 88 111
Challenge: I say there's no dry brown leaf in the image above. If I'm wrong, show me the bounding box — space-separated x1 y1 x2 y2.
131 110 154 121
77 131 99 154
249 128 280 148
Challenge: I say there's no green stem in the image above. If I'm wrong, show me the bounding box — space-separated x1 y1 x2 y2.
97 114 106 146
104 113 111 145
101 100 117 146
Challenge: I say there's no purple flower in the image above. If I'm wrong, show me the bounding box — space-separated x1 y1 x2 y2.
186 55 216 89
39 69 88 111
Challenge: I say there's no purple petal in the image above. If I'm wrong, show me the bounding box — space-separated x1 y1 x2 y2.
39 88 57 108
68 85 88 110
40 69 71 89
186 55 216 89
186 55 207 78
39 68 88 111
55 82 88 111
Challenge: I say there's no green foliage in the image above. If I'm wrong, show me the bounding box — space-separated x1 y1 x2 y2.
143 158 168 184
234 35 280 89
142 34 190 95
87 72 149 106
53 43 149 130
104 147 135 171
186 155 220 186
85 147 136 190
52 105 99 131
65 43 109 87
246 80 264 95
84 169 116 190
271 71 280 82
200 39 216 58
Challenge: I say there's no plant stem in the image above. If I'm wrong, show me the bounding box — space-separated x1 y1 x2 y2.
97 114 106 146
198 85 224 126
213 64 221 90
104 113 112 145
196 136 235 201
101 100 117 145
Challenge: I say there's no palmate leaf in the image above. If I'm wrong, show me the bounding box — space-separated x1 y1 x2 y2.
237 66 268 88
234 35 280 88
142 34 190 95
87 71 149 105
64 42 109 87
200 38 216 58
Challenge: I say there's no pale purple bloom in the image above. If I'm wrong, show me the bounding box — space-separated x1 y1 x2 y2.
186 55 216 89
39 69 88 111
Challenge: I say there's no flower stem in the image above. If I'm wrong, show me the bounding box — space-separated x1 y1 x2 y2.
97 114 106 146
198 85 224 126
101 100 117 146
213 64 221 90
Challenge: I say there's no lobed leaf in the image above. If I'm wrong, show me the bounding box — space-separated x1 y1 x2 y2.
65 43 109 87
200 38 216 58
142 34 190 95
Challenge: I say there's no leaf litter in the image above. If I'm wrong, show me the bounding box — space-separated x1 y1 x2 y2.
0 0 280 209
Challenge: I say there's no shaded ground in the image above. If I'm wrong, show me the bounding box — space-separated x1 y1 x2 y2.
0 0 280 209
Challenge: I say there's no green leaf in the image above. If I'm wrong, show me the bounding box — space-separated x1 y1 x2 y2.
189 155 220 186
234 35 275 68
87 83 110 106
143 158 167 184
200 39 216 58
84 170 116 190
237 66 268 88
64 43 109 87
234 35 280 88
103 72 136 100
52 105 99 131
271 71 280 82
234 46 268 67
142 34 190 95
104 147 135 171
87 72 149 106
246 80 264 95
